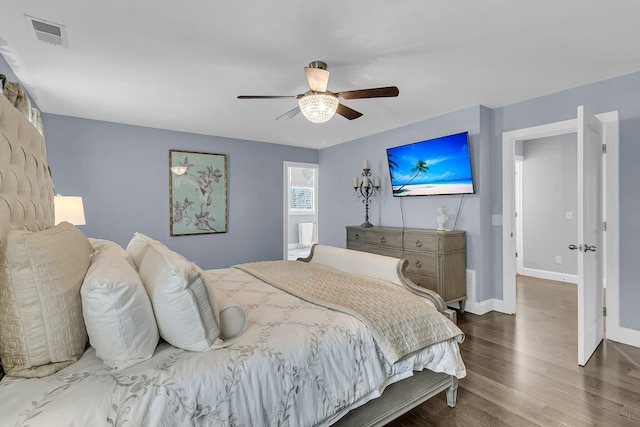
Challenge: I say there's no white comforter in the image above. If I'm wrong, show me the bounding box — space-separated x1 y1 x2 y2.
0 267 466 427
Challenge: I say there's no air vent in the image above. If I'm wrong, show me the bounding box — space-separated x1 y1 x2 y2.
25 15 68 48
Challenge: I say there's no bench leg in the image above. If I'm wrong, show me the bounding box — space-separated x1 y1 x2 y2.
446 377 458 407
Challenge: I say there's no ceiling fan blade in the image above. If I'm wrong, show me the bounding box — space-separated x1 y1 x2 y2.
276 107 300 120
238 95 299 99
337 86 399 100
336 103 363 120
304 67 330 92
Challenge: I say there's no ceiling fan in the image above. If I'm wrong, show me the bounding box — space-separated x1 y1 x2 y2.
238 61 399 123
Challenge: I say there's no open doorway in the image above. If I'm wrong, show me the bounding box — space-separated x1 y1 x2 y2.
283 162 318 260
515 133 579 284
502 109 621 365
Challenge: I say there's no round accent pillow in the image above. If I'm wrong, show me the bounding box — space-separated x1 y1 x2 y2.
219 306 248 339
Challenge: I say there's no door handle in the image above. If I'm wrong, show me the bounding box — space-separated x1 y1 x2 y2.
568 244 597 252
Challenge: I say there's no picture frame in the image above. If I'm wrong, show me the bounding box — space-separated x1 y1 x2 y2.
169 150 227 235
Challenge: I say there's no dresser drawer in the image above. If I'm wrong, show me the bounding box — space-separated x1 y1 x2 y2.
346 241 369 252
403 251 437 276
364 245 403 259
347 228 366 243
366 230 403 248
403 233 438 252
405 272 438 293
347 240 402 259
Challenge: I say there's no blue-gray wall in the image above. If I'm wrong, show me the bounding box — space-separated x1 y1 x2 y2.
42 114 317 269
318 105 494 301
521 134 577 275
490 71 640 330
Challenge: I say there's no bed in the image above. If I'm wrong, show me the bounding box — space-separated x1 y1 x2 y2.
0 92 465 426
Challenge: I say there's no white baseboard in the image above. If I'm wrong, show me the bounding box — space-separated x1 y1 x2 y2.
521 267 578 284
466 269 476 302
464 300 640 349
607 324 640 348
464 298 501 316
462 269 514 315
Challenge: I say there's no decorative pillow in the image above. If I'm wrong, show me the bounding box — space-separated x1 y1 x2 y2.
0 222 92 378
138 242 223 351
125 232 167 270
219 305 248 340
82 240 159 369
89 238 137 270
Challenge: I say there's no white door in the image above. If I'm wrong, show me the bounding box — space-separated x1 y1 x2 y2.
575 106 604 366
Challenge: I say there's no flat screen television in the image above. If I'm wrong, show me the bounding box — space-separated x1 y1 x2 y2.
386 131 474 197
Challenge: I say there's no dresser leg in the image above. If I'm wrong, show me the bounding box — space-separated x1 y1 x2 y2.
459 300 466 314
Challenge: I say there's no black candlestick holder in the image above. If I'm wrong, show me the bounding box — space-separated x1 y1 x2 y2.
354 167 380 227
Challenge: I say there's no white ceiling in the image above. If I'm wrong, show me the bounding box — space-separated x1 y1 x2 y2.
1 1 639 149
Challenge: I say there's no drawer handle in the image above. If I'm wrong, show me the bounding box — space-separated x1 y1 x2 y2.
415 260 422 269
380 237 386 244
354 233 360 240
415 240 422 248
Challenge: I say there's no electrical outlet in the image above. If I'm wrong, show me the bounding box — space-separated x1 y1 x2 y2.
566 211 573 220
555 256 562 265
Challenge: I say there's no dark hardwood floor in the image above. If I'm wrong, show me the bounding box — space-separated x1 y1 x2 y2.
386 276 640 426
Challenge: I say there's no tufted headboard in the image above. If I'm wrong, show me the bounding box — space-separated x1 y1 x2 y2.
0 93 55 376
0 93 54 247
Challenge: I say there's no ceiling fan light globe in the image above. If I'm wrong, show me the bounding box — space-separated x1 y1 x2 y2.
298 93 339 123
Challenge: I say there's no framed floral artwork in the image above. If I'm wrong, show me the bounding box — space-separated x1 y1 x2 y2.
169 150 227 235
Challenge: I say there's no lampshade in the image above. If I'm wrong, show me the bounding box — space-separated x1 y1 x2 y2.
298 93 339 123
54 196 86 225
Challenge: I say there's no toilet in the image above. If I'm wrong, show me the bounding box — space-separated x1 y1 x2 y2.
298 222 314 247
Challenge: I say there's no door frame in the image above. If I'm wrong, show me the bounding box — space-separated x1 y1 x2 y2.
514 157 524 275
283 161 319 260
501 111 630 346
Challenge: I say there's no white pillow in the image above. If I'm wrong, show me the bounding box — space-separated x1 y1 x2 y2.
89 238 137 270
138 242 223 351
126 232 166 270
82 240 159 369
0 222 92 378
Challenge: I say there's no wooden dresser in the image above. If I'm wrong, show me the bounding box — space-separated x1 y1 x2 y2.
346 226 467 312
